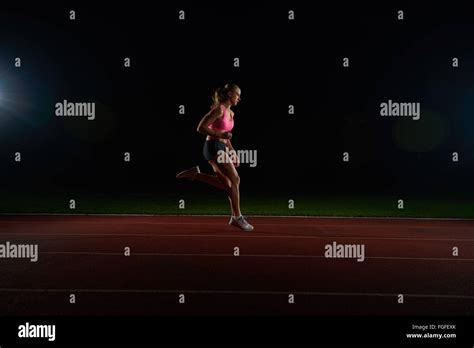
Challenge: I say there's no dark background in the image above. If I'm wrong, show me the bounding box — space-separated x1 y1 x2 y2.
1 2 473 199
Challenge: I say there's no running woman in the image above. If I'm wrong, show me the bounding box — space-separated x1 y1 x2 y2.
176 83 254 231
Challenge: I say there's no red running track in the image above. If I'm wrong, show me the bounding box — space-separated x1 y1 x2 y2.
0 215 473 316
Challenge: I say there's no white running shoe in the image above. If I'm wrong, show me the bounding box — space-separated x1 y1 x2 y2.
229 215 254 231
176 166 200 181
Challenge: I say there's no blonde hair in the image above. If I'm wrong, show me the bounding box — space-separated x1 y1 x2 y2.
211 83 240 107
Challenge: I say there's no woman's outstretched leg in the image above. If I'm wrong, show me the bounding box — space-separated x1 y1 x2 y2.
214 159 253 231
208 160 236 216
176 162 248 226
176 166 230 192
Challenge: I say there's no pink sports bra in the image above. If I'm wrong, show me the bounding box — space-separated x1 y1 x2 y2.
208 104 234 132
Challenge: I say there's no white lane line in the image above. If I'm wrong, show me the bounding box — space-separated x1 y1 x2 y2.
0 288 472 299
1 233 473 242
1 213 474 221
0 221 472 230
37 251 474 261
0 219 474 232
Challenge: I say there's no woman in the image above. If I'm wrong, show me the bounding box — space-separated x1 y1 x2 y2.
176 83 254 231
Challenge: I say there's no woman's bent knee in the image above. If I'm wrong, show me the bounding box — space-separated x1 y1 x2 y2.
233 175 240 186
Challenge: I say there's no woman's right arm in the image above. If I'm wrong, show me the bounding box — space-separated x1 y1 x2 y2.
196 107 231 139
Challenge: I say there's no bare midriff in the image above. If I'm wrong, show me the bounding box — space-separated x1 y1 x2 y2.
206 135 228 144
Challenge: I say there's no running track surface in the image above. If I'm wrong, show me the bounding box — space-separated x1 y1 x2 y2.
0 215 473 316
